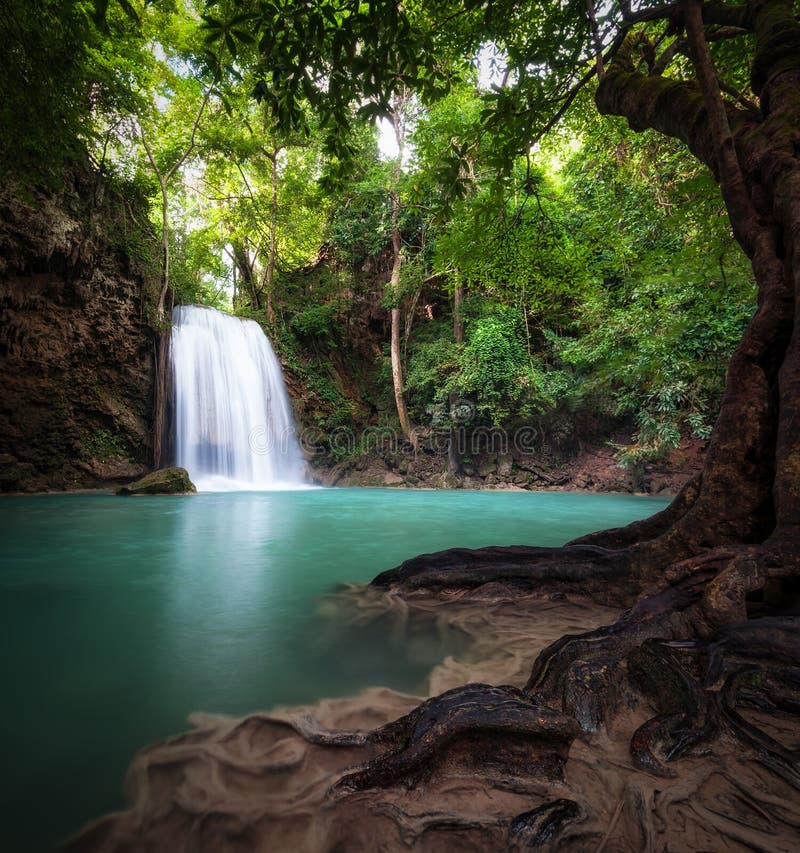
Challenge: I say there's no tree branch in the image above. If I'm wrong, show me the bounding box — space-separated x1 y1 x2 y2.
620 1 752 31
652 37 684 74
528 30 627 146
719 79 761 116
682 0 761 252
137 120 165 191
585 0 606 78
624 3 678 26
701 1 753 29
653 26 755 76
164 86 212 183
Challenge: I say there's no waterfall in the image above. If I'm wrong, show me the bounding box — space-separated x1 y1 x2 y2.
170 305 306 491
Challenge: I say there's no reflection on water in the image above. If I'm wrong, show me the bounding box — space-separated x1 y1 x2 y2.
0 488 668 851
164 494 282 689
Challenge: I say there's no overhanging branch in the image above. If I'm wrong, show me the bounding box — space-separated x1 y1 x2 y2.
683 0 761 252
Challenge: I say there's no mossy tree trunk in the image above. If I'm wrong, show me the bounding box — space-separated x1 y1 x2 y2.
578 0 800 626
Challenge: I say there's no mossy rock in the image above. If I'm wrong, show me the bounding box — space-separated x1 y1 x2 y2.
438 471 462 489
117 467 196 496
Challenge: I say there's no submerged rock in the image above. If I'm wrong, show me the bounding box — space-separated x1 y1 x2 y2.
117 467 196 495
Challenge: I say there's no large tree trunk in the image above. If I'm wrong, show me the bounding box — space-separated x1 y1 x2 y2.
583 0 800 618
385 0 800 608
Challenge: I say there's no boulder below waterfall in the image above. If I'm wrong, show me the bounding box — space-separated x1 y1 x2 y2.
117 467 196 495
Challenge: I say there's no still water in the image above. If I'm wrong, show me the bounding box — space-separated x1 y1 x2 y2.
0 488 668 850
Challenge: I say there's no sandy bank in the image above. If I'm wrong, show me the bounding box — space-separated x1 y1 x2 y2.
65 586 800 852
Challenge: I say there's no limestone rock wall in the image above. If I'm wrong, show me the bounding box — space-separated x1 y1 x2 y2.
0 173 156 491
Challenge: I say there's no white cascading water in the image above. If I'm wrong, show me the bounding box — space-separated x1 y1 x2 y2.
171 305 306 491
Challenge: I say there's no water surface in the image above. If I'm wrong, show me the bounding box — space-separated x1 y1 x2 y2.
0 488 668 850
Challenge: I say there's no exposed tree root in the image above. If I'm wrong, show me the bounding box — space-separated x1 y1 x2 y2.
507 798 582 850
718 663 800 788
66 535 800 852
332 683 579 793
64 576 800 852
568 472 703 550
372 544 637 605
348 548 800 848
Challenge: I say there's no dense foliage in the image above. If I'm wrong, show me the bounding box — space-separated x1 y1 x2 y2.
0 0 758 463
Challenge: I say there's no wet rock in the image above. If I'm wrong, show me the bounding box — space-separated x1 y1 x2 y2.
477 459 497 478
438 471 461 489
117 467 196 495
497 453 514 478
0 453 49 492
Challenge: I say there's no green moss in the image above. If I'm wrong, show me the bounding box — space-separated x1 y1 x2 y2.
117 467 196 495
81 429 127 463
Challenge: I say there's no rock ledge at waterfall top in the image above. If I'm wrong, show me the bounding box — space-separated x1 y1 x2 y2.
117 467 196 495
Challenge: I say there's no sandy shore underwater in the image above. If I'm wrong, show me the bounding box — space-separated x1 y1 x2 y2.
66 586 800 852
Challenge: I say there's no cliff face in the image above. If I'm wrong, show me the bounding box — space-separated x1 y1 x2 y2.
0 173 156 491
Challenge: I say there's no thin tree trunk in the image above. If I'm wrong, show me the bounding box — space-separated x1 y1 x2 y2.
230 241 259 310
448 280 464 475
453 282 464 344
152 329 170 469
388 92 414 444
137 88 210 323
263 151 279 325
390 213 413 442
157 183 170 319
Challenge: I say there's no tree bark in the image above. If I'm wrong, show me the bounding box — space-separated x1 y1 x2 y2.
388 93 414 444
590 0 800 577
263 150 279 326
448 282 465 475
230 240 259 309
